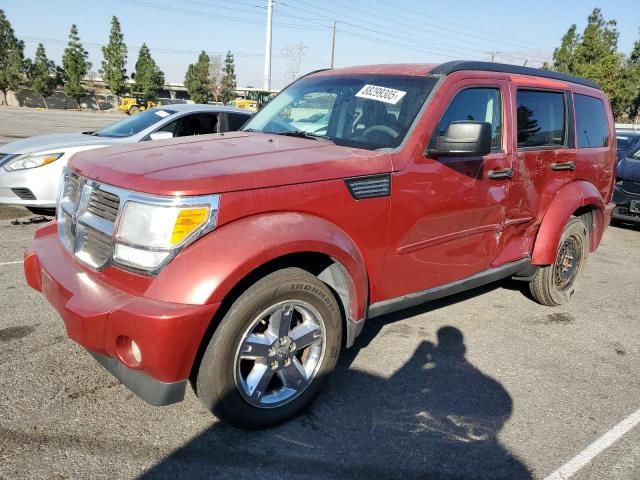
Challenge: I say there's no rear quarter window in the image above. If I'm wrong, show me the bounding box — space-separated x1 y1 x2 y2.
575 94 609 148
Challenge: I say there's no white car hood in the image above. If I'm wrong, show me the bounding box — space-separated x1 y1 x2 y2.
0 133 125 155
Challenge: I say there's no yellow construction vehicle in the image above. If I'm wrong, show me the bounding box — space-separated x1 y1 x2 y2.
118 95 161 115
232 88 276 112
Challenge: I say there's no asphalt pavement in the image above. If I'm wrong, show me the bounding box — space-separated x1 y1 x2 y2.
0 107 638 480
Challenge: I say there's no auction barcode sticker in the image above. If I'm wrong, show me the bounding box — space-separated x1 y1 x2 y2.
155 110 171 118
355 85 407 104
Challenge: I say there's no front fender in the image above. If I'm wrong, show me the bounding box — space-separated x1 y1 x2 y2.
144 212 369 322
531 181 605 265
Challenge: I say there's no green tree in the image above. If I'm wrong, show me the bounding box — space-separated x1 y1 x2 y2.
101 16 128 95
133 43 164 100
62 24 91 108
625 34 640 120
27 44 57 109
551 25 580 73
185 50 211 104
0 9 25 105
220 50 237 104
549 8 630 119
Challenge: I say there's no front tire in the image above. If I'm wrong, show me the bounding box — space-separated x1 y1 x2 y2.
196 267 342 429
529 216 589 306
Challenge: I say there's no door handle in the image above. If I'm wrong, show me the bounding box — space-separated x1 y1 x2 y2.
488 168 514 180
550 161 576 171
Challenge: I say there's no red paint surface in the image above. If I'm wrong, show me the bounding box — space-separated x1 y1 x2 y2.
26 64 616 386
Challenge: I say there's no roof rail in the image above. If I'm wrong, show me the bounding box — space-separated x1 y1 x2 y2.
431 61 601 90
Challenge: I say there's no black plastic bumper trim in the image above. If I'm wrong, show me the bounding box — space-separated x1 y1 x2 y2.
90 352 186 406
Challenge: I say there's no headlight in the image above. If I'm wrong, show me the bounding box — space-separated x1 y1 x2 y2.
4 152 64 171
113 196 219 272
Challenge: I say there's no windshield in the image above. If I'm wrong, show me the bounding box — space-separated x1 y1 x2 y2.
94 108 177 138
243 74 437 150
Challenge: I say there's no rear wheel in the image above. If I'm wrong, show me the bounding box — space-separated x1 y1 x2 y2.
128 105 140 115
529 216 589 306
196 267 342 429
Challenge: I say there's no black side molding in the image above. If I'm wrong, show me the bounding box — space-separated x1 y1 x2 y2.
90 352 186 406
368 258 531 318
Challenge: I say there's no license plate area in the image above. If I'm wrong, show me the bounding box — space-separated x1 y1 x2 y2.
630 200 640 214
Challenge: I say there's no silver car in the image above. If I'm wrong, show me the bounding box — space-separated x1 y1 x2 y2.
0 104 251 211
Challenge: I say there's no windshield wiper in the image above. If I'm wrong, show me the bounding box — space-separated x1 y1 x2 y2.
273 131 332 142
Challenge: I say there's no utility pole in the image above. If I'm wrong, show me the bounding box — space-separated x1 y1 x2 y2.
487 50 500 62
330 21 337 69
263 0 274 91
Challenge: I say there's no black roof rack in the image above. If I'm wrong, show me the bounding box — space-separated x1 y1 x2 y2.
431 61 601 90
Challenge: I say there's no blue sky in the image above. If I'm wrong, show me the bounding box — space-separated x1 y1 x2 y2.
2 0 639 88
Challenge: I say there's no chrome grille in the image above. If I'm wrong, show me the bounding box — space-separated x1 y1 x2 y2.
58 170 121 270
80 228 113 267
88 188 120 222
65 173 81 201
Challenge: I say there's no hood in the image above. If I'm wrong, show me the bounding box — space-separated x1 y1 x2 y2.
617 155 640 183
69 132 392 196
0 133 123 154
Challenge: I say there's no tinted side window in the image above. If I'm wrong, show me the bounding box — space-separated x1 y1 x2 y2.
517 90 566 148
176 113 219 136
228 113 250 131
432 88 502 150
575 94 609 148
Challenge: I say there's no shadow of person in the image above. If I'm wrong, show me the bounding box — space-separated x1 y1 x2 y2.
142 324 531 480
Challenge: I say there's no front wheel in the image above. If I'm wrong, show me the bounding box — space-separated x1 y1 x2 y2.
196 267 342 429
529 216 589 306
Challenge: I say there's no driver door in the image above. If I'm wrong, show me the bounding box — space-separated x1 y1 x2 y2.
379 79 514 300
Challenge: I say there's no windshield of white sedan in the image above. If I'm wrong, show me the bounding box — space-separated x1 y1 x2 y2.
243 74 437 150
94 108 177 138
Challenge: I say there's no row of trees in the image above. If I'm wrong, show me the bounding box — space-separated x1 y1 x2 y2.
544 8 640 120
0 10 237 107
185 50 237 104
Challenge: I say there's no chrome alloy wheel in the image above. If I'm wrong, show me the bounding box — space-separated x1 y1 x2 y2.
234 300 326 408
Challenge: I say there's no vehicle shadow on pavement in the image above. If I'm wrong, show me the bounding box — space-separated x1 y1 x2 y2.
142 286 532 480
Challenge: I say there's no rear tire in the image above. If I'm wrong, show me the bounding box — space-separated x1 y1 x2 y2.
128 105 140 115
196 267 342 429
529 216 589 306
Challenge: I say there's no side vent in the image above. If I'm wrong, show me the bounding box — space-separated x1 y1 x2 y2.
344 174 391 200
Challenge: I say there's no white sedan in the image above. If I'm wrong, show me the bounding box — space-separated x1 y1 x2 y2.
0 104 251 212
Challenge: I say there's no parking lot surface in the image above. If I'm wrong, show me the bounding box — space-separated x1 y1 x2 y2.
0 108 639 479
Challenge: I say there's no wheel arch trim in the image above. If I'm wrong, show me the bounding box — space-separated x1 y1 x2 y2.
531 180 605 265
146 212 370 342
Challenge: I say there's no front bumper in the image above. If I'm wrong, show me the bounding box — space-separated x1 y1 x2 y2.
24 225 220 405
0 162 64 207
612 185 640 223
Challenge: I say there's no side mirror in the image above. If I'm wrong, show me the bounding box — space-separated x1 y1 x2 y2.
149 131 174 141
427 121 492 158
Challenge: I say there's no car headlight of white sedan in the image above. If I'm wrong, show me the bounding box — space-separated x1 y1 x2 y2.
3 152 65 171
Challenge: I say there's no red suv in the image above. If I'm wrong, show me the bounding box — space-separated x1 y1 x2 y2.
25 61 616 429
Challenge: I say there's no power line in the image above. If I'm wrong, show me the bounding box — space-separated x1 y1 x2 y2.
356 0 553 50
278 2 486 61
20 36 263 57
284 0 536 63
118 0 328 31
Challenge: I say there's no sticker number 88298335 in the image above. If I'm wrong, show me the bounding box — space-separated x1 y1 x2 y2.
355 84 407 105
